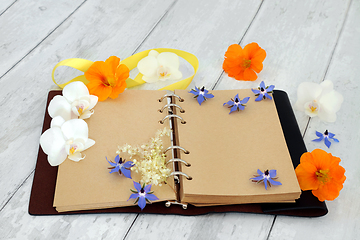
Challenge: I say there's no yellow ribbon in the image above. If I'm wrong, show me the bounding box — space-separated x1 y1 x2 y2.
52 48 198 91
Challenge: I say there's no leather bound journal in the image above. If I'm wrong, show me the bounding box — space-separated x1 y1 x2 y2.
29 89 328 217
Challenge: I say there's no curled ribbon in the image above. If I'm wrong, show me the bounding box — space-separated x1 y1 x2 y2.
52 48 199 91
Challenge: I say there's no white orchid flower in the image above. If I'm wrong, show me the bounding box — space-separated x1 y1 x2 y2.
40 117 95 166
295 80 343 122
137 50 182 83
48 81 98 121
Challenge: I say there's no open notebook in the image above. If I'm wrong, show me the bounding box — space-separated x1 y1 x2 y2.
52 89 301 212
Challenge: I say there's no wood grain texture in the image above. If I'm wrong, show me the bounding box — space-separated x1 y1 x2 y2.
0 0 16 15
0 0 85 78
0 0 174 212
269 0 359 239
0 0 358 239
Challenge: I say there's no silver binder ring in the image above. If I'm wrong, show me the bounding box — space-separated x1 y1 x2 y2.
158 104 185 113
164 146 190 154
159 115 186 124
158 93 184 102
166 158 191 167
170 171 192 180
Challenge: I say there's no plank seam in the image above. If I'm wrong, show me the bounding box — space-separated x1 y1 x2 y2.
122 214 139 240
265 215 277 240
131 0 179 55
320 0 353 84
211 0 265 90
0 0 88 81
0 170 34 213
0 0 18 16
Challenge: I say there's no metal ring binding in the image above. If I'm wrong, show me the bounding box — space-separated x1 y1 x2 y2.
170 171 192 180
165 201 188 209
159 115 186 124
166 158 191 167
158 103 185 113
158 93 184 102
164 146 189 154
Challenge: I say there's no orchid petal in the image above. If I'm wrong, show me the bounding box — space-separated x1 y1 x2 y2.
84 139 95 150
138 56 158 80
319 90 344 114
148 50 159 57
157 52 180 69
48 95 72 121
295 82 322 111
68 152 85 162
319 80 334 95
79 110 94 120
50 116 66 128
40 127 67 166
88 95 98 110
61 119 88 141
63 81 90 103
170 68 183 79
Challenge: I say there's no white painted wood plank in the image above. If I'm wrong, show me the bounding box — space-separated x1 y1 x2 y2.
127 213 274 240
0 0 16 15
0 172 138 239
216 0 351 132
269 0 360 239
0 0 175 212
0 0 85 78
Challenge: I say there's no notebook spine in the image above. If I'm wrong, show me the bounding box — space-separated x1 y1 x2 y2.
158 91 191 209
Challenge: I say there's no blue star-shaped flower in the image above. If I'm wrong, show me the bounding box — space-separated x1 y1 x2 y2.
128 182 159 210
223 94 250 114
189 86 214 105
312 130 339 148
250 169 282 190
107 155 134 179
251 81 275 101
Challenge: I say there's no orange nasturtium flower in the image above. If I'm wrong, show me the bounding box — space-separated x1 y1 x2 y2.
223 42 266 81
85 56 129 101
295 149 346 202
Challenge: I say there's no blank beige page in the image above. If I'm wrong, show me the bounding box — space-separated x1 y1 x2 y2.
175 89 301 204
54 90 175 212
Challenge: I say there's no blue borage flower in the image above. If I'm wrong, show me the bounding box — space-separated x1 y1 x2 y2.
128 181 159 210
312 130 339 148
107 155 134 179
223 94 250 114
250 169 282 190
251 81 275 101
189 86 214 105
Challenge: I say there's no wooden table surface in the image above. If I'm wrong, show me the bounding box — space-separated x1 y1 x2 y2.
0 0 359 239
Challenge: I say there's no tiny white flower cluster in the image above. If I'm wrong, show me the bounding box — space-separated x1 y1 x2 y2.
116 127 172 186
